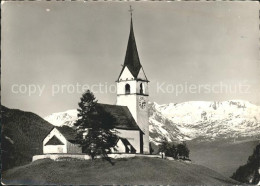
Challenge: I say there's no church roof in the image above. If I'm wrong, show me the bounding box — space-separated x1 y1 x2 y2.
96 103 141 131
117 18 142 81
50 104 141 142
56 126 78 143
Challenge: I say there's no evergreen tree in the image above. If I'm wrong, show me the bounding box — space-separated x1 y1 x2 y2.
177 142 190 160
74 90 118 160
158 138 191 160
170 144 177 159
159 138 190 159
183 142 190 159
158 137 171 155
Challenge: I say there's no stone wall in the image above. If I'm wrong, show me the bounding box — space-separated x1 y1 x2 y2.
32 153 161 162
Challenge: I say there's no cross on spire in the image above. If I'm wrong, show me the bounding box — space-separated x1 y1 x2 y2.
129 5 133 17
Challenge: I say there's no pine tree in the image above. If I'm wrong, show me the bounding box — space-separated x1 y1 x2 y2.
158 137 171 155
177 142 190 160
74 90 118 160
170 144 177 159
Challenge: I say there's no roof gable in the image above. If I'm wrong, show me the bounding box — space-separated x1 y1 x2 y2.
137 67 148 81
118 66 134 81
45 135 64 145
56 126 78 143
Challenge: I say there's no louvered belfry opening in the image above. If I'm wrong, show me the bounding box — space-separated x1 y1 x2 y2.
125 84 130 94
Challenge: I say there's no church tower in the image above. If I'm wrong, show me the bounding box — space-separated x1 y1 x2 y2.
116 10 150 154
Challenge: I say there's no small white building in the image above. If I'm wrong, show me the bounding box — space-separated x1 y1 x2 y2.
43 126 81 154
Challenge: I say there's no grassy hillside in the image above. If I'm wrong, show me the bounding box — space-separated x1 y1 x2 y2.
1 106 54 170
2 157 239 185
188 139 259 177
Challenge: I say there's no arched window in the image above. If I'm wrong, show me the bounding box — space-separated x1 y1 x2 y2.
125 84 130 94
140 83 143 94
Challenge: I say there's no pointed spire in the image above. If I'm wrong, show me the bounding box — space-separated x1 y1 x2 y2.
129 5 133 18
122 9 142 78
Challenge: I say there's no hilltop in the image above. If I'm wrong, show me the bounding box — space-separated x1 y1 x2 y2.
2 157 239 185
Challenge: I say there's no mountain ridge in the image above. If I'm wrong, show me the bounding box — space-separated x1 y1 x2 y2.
1 105 54 170
44 100 260 144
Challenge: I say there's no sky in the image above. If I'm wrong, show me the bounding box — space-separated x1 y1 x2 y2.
2 1 260 117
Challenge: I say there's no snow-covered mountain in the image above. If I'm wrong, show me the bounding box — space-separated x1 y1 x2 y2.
44 109 78 127
149 100 260 144
44 100 260 144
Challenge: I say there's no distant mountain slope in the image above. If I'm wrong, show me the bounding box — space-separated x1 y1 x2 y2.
231 143 260 184
1 106 54 170
2 157 239 185
149 100 260 144
45 100 260 143
188 139 260 177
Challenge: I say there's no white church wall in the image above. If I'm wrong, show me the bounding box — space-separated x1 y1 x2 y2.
136 103 150 154
137 81 149 95
112 139 126 153
32 154 161 162
117 81 137 95
43 145 66 154
117 94 150 154
144 82 149 95
116 81 150 154
116 129 141 153
117 94 137 120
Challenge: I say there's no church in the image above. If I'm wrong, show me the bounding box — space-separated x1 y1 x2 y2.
43 14 150 154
